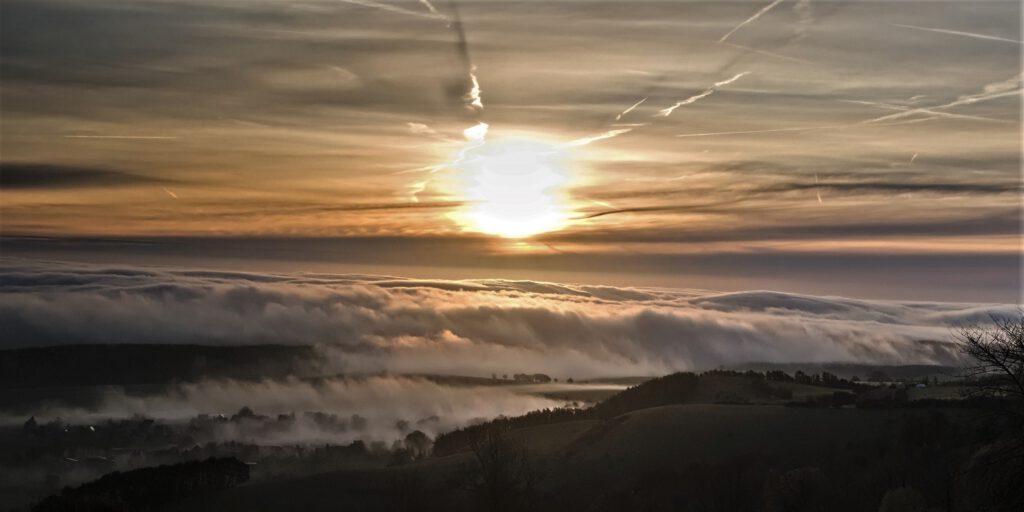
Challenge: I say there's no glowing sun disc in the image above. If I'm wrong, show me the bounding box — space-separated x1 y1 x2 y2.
450 137 572 238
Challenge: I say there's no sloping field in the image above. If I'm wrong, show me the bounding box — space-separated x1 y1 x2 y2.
176 403 979 512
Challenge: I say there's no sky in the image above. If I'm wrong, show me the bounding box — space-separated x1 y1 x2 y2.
1 0 1021 302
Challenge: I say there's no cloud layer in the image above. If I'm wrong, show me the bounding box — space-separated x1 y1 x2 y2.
2 259 1014 378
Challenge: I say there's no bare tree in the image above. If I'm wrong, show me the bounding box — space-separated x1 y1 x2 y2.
957 314 1024 415
956 314 1024 511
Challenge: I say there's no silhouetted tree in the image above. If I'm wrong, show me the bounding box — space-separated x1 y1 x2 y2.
958 314 1024 411
956 314 1024 511
350 414 368 431
404 430 432 460
869 370 892 382
466 426 534 512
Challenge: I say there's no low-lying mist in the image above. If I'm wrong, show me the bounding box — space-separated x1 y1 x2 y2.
1 375 581 444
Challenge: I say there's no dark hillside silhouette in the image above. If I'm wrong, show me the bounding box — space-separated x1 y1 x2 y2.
33 457 249 511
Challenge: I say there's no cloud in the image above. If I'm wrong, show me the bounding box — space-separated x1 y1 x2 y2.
0 163 167 189
1 260 1014 379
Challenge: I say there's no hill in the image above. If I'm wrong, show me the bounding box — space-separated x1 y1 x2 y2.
173 403 993 512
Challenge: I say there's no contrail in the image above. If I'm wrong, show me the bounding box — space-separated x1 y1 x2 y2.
449 3 484 117
711 0 845 75
64 135 177 139
671 72 1021 142
334 0 445 20
615 97 647 121
581 200 740 220
588 0 838 140
675 108 1005 140
418 0 441 16
657 72 749 117
392 164 446 176
892 23 1022 44
675 125 830 137
718 0 786 43
674 115 979 138
720 42 814 65
463 122 488 141
843 99 1013 124
862 75 1023 124
568 128 634 147
465 70 483 111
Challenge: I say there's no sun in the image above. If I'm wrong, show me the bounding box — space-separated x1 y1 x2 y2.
449 136 573 238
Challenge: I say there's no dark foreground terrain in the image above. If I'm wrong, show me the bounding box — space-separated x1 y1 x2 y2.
5 358 1021 512
167 377 1019 512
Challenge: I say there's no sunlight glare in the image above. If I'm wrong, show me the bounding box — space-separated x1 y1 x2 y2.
450 137 572 238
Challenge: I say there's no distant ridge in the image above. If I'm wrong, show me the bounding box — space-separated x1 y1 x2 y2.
728 362 960 381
